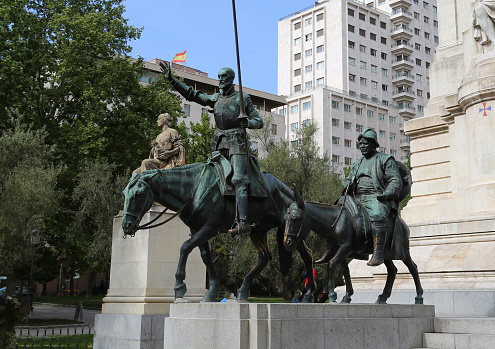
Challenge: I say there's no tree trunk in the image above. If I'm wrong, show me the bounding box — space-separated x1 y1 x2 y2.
41 283 47 296
86 269 97 299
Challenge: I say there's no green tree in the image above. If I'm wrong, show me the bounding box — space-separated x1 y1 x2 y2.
177 113 216 163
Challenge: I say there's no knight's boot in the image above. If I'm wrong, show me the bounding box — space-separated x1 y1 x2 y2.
228 185 251 235
315 242 333 264
367 225 386 266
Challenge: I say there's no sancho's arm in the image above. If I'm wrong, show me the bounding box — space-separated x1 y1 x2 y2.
159 62 216 108
243 93 263 129
377 158 403 202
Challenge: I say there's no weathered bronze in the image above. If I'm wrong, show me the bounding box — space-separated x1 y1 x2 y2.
159 61 262 235
121 162 317 302
133 113 186 174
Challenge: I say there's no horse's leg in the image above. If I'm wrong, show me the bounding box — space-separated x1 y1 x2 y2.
325 244 352 303
296 241 316 303
340 260 354 303
237 229 271 300
403 254 424 304
376 259 397 304
198 242 220 302
175 227 217 299
327 262 338 303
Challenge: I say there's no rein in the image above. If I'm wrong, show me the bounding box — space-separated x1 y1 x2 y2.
331 184 350 228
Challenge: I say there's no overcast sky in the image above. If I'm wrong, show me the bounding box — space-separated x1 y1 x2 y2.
123 0 316 95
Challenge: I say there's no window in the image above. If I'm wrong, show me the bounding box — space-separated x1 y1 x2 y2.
382 84 388 92
291 140 298 148
349 90 356 96
344 104 352 112
416 74 423 82
415 43 421 50
356 124 363 132
303 119 311 127
251 141 258 151
371 80 378 88
349 57 356 66
433 20 438 28
371 64 378 73
370 33 377 41
425 47 431 54
201 108 209 115
425 32 430 39
349 73 356 82
434 35 439 43
305 81 313 89
423 1 429 9
359 13 366 21
367 110 374 118
370 48 377 56
370 17 376 25
345 139 353 148
389 116 396 124
418 105 424 112
416 58 422 66
379 112 385 121
356 107 363 115
360 77 367 85
303 101 311 110
317 29 324 37
317 61 324 70
332 155 340 163
305 33 312 41
359 29 366 37
345 157 353 165
348 40 355 49
294 22 301 30
360 61 367 69
332 136 340 145
291 122 299 131
381 37 387 45
348 24 355 33
390 133 396 140
332 100 340 109
390 149 397 157
291 105 299 113
424 16 429 24
294 53 301 61
379 130 386 139
271 124 277 135
305 65 313 73
381 52 387 60
360 93 368 100
426 62 430 69
359 45 366 53
294 68 301 76
382 68 388 76
382 100 389 106
317 13 324 21
305 18 312 26
294 84 301 92
183 104 191 116
185 127 190 135
417 89 423 97
279 108 286 116
305 49 313 57
317 77 324 85
317 45 324 53
332 118 340 127
348 8 355 16
414 12 420 19
379 147 386 153
371 97 379 103
415 28 421 35
344 121 352 130
294 37 301 45
380 21 386 29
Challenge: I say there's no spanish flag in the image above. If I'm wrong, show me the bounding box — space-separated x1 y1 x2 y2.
172 50 186 63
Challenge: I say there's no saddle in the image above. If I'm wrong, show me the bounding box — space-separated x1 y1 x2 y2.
337 195 410 261
207 151 269 198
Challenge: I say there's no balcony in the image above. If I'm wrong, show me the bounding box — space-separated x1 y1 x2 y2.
390 25 413 40
392 72 415 85
391 58 414 70
392 89 416 102
389 0 412 8
398 104 416 117
391 42 414 55
391 8 413 23
400 138 411 150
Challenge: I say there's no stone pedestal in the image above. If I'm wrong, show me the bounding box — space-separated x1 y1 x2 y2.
93 205 206 348
164 303 434 349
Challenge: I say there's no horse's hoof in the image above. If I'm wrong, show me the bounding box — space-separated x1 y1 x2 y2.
414 297 424 305
341 296 352 304
174 283 187 298
174 297 191 304
375 300 387 304
237 288 250 300
202 291 216 302
328 292 338 303
302 294 314 303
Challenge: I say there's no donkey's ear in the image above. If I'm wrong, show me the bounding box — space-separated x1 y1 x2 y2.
293 186 305 210
278 187 295 207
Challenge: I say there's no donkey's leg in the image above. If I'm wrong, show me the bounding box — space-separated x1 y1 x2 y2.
297 242 316 303
403 254 424 304
376 259 397 304
238 229 271 300
340 260 354 303
327 262 338 303
198 242 220 302
327 244 352 303
175 227 217 299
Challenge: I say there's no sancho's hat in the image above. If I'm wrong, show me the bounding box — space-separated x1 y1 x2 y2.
358 127 379 148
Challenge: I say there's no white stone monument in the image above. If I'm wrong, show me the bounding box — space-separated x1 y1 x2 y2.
93 206 206 348
339 0 495 317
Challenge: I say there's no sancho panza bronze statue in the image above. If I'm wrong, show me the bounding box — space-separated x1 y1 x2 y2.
319 128 403 266
159 61 263 235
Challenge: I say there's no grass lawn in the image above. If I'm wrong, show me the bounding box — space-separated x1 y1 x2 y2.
247 296 288 303
16 334 93 348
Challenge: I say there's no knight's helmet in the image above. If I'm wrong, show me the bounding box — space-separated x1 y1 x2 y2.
358 127 379 148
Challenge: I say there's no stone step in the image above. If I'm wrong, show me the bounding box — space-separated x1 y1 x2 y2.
433 317 495 335
423 332 495 349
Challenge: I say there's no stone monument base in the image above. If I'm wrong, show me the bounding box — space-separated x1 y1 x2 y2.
163 303 434 349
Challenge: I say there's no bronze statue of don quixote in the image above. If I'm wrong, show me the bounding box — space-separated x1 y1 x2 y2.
121 0 422 305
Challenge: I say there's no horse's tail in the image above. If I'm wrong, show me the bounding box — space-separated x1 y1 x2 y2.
276 227 293 276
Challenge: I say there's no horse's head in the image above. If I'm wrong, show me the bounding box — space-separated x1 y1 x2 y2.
122 172 157 236
283 190 305 252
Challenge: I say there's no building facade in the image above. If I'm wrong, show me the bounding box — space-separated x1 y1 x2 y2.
278 0 438 170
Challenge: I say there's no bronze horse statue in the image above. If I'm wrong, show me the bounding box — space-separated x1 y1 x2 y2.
121 162 317 302
283 192 424 304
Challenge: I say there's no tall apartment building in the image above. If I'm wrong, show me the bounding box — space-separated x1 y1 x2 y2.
278 0 438 170
139 58 287 157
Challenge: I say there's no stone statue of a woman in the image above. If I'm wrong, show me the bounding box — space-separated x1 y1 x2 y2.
473 0 495 51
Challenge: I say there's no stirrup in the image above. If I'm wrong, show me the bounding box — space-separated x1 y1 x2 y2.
228 221 252 235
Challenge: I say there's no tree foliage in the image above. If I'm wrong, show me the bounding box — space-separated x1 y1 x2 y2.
177 113 216 163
